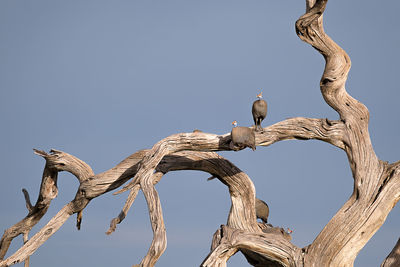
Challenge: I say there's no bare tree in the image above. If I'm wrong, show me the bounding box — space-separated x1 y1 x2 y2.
1 0 399 266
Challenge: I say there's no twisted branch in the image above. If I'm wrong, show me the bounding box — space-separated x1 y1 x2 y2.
1 2 399 265
0 115 343 266
295 1 400 266
0 149 93 264
201 225 301 267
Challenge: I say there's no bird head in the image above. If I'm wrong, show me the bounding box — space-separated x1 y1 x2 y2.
287 228 293 234
232 120 238 127
256 92 263 99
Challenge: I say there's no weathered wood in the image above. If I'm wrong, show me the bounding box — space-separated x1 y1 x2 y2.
0 149 93 264
1 1 399 266
22 233 29 267
2 112 398 266
295 1 400 266
0 149 258 266
1 204 75 267
106 185 140 235
202 225 301 267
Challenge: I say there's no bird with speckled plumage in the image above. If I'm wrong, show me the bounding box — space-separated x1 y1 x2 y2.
230 121 256 151
252 92 268 132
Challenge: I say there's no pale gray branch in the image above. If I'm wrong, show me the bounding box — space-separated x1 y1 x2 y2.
0 149 93 263
106 185 140 235
0 150 261 267
1 2 399 266
22 233 29 267
0 150 94 266
202 225 301 267
295 1 399 266
257 117 345 149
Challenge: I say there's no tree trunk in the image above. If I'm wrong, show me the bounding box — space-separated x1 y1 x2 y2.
1 1 399 267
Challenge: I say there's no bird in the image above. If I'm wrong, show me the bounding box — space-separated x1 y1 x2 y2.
252 92 268 132
230 121 256 151
255 197 269 223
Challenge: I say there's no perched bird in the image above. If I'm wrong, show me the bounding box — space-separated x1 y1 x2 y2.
255 197 269 223
230 121 256 151
252 92 268 132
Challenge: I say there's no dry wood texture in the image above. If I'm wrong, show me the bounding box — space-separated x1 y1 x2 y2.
1 0 399 266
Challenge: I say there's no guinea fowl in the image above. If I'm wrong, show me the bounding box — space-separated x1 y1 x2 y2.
252 92 268 132
230 121 256 151
255 197 269 223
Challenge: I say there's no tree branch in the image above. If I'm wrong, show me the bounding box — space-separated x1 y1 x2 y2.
0 113 361 267
0 204 74 267
295 1 400 266
201 225 302 267
1 1 398 267
1 149 259 266
106 185 139 235
21 189 33 213
22 233 29 267
139 174 167 266
257 117 345 149
1 114 397 267
0 149 93 262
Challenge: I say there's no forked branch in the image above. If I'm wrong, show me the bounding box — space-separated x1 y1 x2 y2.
0 149 93 264
0 114 347 267
1 1 399 266
202 225 301 267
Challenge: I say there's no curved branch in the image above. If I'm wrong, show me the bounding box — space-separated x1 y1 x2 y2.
294 1 400 266
106 186 140 235
201 225 301 267
118 117 347 194
1 113 396 267
139 175 166 266
158 151 260 232
1 2 398 267
0 149 93 262
0 149 261 267
257 117 345 149
1 204 74 267
0 114 352 267
21 189 33 213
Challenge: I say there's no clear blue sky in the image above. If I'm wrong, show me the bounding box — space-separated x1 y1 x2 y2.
0 1 399 266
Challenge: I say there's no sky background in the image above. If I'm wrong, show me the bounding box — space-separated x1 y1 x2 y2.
0 1 399 266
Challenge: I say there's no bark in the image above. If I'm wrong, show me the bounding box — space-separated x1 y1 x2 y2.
295 1 400 266
1 0 399 266
0 115 342 267
0 148 267 266
0 120 398 266
0 149 93 263
202 225 301 267
381 238 400 267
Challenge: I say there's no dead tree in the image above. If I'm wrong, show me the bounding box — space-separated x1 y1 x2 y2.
1 0 399 266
